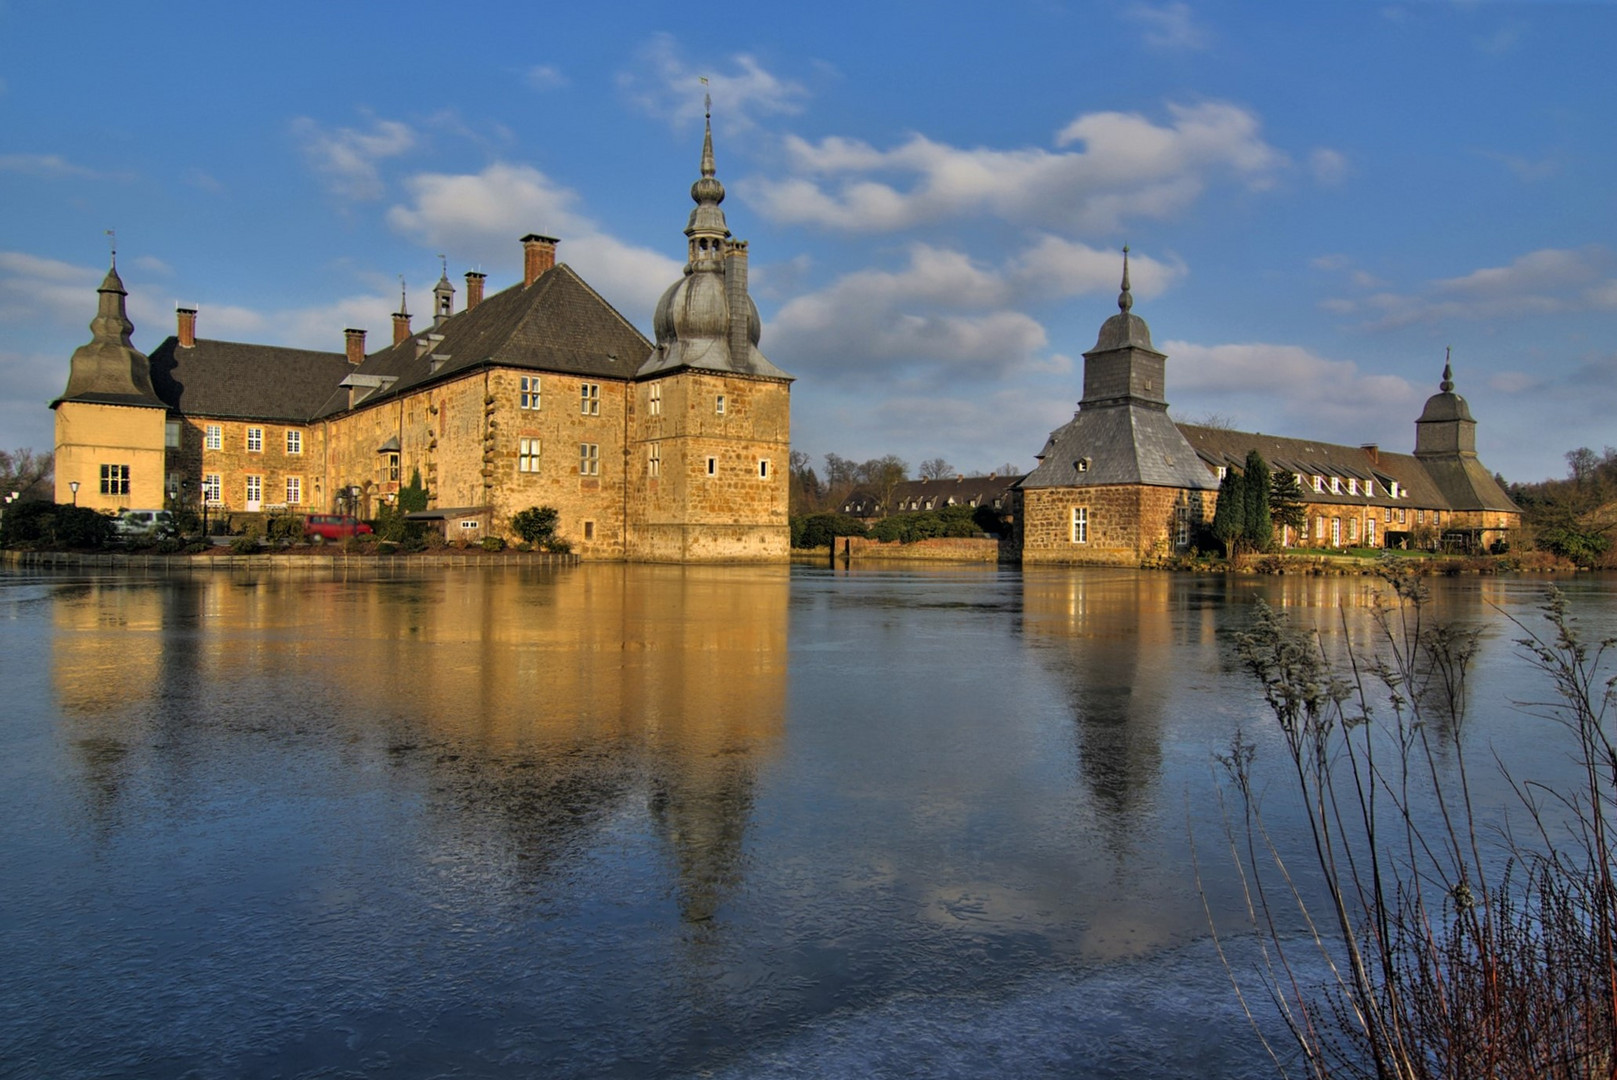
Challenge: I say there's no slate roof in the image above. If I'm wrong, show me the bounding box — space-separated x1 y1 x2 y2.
887 474 1023 512
148 338 356 421
1419 455 1520 513
1022 407 1219 491
324 263 652 416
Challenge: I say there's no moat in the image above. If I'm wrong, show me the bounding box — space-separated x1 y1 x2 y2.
2 563 1610 1078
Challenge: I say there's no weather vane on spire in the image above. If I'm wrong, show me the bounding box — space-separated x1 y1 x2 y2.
105 228 116 268
439 253 448 277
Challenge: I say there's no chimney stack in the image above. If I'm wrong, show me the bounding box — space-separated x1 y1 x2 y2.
465 270 486 310
521 234 558 287
176 307 197 348
344 328 366 366
1361 443 1380 465
392 309 412 346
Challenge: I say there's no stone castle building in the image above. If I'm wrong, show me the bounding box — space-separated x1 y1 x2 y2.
52 115 793 562
1015 254 1520 564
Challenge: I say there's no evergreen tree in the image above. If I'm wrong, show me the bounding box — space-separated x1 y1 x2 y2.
1242 450 1272 552
1269 468 1307 545
1211 467 1247 557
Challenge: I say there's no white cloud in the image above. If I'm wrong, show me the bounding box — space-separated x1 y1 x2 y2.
745 102 1287 233
1166 340 1422 442
1325 246 1617 329
387 163 681 320
0 153 109 179
1308 147 1349 185
525 64 568 91
291 114 418 200
618 33 808 131
1122 2 1209 50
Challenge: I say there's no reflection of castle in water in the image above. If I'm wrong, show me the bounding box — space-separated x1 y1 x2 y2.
49 566 789 922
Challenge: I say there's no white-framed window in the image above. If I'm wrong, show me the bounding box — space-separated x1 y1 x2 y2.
648 443 661 477
580 383 600 416
1434 510 1442 526
758 459 770 479
1367 518 1377 546
460 519 479 531
205 424 222 451
201 474 221 505
386 453 400 482
1330 477 1341 494
1175 506 1190 547
165 420 181 449
1071 506 1088 544
715 394 726 415
648 383 662 416
1349 517 1359 541
286 430 302 455
99 463 130 495
246 427 263 453
706 456 717 476
1348 478 1359 495
1313 475 1324 493
1332 517 1342 546
1364 479 1375 498
579 443 599 476
1417 509 1425 525
245 475 262 509
1216 466 1227 480
1315 515 1326 539
519 438 541 473
1399 508 1407 524
286 477 302 505
520 376 542 410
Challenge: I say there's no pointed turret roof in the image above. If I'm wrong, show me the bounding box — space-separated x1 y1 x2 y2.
53 256 167 410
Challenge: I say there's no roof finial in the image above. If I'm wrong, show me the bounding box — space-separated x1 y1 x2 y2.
439 253 448 278
105 228 116 269
700 97 716 179
1441 346 1454 393
1118 245 1133 315
397 275 409 316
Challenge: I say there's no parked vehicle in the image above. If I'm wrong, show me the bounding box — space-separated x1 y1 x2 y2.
304 514 373 542
113 509 175 540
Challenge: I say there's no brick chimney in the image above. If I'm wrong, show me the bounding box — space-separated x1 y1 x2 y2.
176 307 197 348
465 271 486 310
1361 443 1380 465
392 309 412 346
344 328 366 366
521 234 558 287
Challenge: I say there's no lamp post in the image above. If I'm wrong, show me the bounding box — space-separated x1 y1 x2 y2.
69 481 79 507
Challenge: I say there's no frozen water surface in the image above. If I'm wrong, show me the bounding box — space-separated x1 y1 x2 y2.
0 563 1608 1078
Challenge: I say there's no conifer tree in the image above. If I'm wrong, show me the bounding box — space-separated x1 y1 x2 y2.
1212 467 1247 557
1269 469 1307 546
1243 450 1272 552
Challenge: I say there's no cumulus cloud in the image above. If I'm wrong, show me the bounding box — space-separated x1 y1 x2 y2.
765 241 1178 390
387 163 681 320
744 101 1287 233
524 64 568 91
292 114 418 200
619 33 808 131
1121 2 1209 50
1166 340 1422 444
1308 147 1349 185
1326 246 1617 329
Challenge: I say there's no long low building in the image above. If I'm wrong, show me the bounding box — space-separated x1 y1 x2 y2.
1014 255 1519 564
51 115 793 562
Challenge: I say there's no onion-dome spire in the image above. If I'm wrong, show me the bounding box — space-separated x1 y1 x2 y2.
1118 246 1133 314
55 247 164 407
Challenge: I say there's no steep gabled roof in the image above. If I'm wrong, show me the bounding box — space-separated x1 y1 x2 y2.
325 264 652 416
148 337 355 421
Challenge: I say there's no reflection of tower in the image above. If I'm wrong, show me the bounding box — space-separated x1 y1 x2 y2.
649 761 755 924
1022 571 1177 851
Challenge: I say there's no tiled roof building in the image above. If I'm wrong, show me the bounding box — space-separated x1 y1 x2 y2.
1015 257 1519 564
52 115 793 562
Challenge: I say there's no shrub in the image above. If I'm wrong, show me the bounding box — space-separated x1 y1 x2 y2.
794 512 867 549
265 510 303 544
0 501 116 549
546 537 572 555
511 506 560 546
480 536 506 552
229 532 260 555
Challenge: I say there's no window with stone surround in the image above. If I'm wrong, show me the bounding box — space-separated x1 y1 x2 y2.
99 464 130 495
521 376 542 410
580 383 600 416
245 475 262 508
648 383 662 416
758 459 770 479
716 395 726 416
202 474 221 505
286 477 302 505
1071 506 1088 544
387 453 400 482
706 456 717 476
584 521 595 541
519 438 541 473
648 443 660 477
286 430 302 455
580 443 599 476
1368 518 1377 546
205 424 222 450
246 427 263 453
1316 515 1326 539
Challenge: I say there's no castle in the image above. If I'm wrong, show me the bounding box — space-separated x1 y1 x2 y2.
1014 254 1521 564
51 113 793 562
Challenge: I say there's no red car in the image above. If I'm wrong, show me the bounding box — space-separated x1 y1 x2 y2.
304 514 374 542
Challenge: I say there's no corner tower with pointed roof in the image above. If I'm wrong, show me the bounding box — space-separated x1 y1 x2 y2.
1016 252 1217 565
52 257 173 510
627 103 793 562
1412 355 1519 531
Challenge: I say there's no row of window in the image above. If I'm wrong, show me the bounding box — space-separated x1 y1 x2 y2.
513 440 770 479
202 424 302 455
517 378 728 417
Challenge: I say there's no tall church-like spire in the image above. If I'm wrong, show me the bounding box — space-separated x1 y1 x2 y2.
55 251 164 407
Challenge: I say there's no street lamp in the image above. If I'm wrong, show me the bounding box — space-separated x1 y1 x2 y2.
69 481 79 506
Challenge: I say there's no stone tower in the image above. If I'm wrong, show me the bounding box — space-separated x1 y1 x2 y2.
627 103 793 562
52 256 171 510
1412 356 1518 526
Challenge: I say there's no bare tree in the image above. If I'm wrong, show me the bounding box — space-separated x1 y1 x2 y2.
918 457 954 481
0 448 54 501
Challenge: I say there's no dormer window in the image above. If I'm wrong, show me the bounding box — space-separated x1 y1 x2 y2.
1330 477 1341 494
1314 476 1324 493
1348 478 1358 495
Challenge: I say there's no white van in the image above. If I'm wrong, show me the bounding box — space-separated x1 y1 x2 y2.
114 509 175 539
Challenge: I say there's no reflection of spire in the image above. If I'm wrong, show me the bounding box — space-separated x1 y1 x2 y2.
1118 246 1133 315
650 757 756 924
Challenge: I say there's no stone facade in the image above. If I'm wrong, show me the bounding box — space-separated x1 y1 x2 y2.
1019 484 1212 566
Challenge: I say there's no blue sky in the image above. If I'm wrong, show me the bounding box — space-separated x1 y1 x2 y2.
3 0 1614 483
